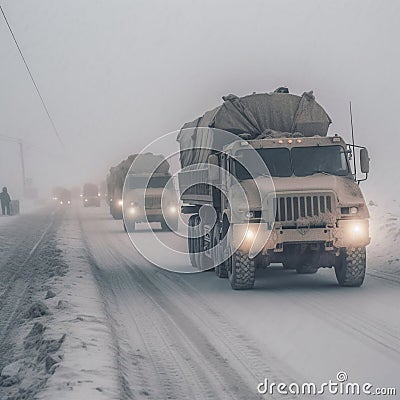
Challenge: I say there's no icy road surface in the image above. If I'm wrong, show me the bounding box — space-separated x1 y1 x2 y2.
0 204 399 400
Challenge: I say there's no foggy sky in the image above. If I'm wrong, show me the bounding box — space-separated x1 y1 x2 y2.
1 0 399 202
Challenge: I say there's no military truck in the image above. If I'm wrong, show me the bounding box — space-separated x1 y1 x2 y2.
58 188 71 206
106 155 137 219
82 183 101 207
177 89 370 290
123 153 178 232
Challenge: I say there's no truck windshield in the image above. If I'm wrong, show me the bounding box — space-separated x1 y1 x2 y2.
234 148 292 179
292 146 349 177
234 145 349 180
126 175 171 189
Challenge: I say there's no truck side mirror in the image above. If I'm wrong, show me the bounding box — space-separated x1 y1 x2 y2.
360 148 370 174
208 154 220 183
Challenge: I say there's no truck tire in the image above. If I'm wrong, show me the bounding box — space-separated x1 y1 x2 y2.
228 250 256 290
188 215 198 268
335 247 366 287
194 216 204 269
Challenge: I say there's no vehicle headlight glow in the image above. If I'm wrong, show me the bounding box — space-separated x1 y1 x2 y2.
67 200 71 204
351 223 362 234
169 205 177 213
245 229 255 240
350 207 358 214
129 207 136 215
84 198 88 202
118 199 123 207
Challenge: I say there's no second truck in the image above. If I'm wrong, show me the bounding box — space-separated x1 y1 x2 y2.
107 153 178 232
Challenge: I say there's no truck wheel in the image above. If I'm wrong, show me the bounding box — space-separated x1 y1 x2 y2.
228 250 256 290
188 215 198 268
194 216 204 269
335 247 366 287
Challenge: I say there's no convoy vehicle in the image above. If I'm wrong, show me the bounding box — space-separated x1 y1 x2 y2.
177 89 370 290
123 153 178 232
82 183 101 207
106 156 136 219
58 188 71 206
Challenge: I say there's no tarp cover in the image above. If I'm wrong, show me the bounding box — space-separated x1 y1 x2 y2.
177 90 331 168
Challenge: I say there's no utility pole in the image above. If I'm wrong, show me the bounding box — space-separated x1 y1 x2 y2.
0 134 27 196
18 139 27 196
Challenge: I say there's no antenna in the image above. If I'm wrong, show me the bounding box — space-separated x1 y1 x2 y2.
349 101 357 179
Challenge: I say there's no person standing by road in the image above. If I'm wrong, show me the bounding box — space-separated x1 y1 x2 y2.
0 187 11 216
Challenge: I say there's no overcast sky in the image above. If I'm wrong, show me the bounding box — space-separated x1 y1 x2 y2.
0 0 399 202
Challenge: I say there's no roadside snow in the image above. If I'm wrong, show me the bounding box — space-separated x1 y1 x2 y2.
368 199 400 277
38 211 119 400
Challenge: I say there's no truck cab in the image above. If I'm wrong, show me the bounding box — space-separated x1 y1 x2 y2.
82 183 101 207
123 172 179 232
219 135 370 285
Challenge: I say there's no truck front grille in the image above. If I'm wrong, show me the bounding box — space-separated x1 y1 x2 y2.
145 195 161 209
273 193 335 224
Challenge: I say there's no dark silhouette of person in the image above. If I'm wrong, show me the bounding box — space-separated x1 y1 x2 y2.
0 187 11 216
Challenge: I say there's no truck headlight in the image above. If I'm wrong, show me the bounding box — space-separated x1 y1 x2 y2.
350 222 364 235
245 228 255 240
344 220 368 242
129 207 136 215
84 198 88 202
350 207 358 214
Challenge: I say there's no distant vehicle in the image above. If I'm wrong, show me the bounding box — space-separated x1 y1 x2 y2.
51 186 65 202
106 156 135 219
107 153 178 231
58 189 71 206
82 183 101 207
123 154 178 232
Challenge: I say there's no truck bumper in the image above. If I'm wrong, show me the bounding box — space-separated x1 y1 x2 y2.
232 219 370 255
124 207 177 223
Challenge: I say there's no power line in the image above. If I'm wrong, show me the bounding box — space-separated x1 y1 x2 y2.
0 4 64 149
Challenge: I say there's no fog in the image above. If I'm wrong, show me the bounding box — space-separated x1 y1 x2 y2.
1 0 399 202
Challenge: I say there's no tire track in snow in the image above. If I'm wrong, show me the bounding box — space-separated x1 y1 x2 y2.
77 208 293 399
0 211 56 343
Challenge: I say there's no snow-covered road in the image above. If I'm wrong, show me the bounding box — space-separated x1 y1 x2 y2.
1 205 399 399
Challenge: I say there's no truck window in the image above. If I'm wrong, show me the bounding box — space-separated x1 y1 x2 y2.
234 148 292 180
291 146 349 177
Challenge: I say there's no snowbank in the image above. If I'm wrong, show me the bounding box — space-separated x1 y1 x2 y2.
368 199 400 277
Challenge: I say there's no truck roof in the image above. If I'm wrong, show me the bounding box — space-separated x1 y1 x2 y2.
224 135 347 153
